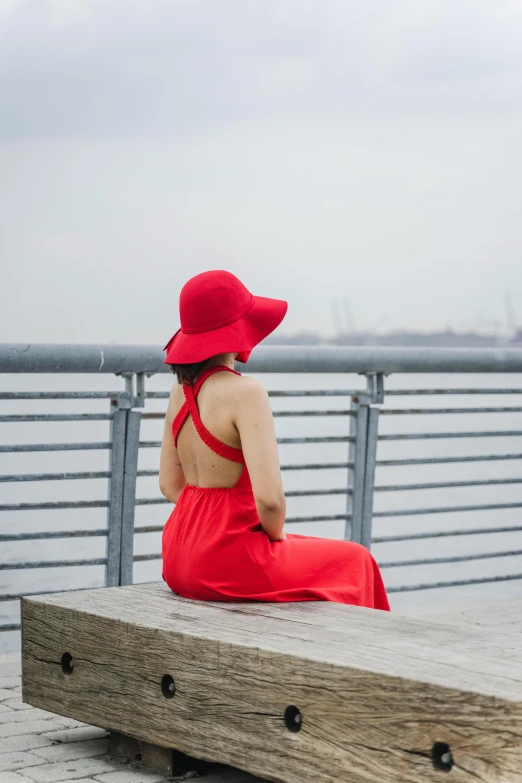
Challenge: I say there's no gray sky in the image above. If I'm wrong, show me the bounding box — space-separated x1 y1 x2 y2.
1 0 522 342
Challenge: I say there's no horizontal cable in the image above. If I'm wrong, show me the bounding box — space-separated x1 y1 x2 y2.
381 406 522 415
286 514 351 523
0 442 111 453
135 463 354 476
386 389 522 396
136 513 355 525
135 498 169 506
376 453 522 466
0 529 108 542
375 477 522 492
0 557 107 570
0 623 21 632
145 389 362 399
278 436 354 445
373 502 522 518
0 391 125 399
0 500 109 512
133 554 162 562
269 390 361 397
282 462 353 471
379 549 522 569
136 487 352 506
0 414 113 422
286 488 351 497
373 525 522 543
0 471 110 483
0 585 107 602
379 430 522 441
142 409 356 420
386 572 522 593
274 410 355 418
139 436 355 448
139 441 169 449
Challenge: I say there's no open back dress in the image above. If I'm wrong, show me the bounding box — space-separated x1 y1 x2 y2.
162 365 390 611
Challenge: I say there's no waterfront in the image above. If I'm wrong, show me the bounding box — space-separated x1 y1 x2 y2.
2 367 522 651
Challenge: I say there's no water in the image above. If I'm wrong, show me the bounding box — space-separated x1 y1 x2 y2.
2 369 522 651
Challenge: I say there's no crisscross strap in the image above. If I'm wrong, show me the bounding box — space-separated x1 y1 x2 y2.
171 365 245 465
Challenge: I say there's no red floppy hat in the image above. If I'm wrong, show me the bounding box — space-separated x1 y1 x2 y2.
163 270 288 365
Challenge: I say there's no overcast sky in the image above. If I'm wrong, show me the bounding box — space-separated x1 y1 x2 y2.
1 0 522 343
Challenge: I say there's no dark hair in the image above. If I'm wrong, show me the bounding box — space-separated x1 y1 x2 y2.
168 360 209 386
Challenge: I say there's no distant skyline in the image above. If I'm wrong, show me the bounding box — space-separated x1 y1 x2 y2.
2 1 522 344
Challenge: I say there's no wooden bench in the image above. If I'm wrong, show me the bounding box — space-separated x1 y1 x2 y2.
21 582 522 783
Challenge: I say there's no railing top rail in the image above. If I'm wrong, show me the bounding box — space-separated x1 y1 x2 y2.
2 343 522 374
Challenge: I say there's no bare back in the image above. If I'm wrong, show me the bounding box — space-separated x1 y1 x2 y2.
173 372 244 488
159 363 286 538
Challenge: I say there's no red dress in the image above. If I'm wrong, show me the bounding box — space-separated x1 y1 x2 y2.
162 366 390 611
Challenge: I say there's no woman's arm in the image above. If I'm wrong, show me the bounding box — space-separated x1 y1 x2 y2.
234 377 286 541
159 388 186 504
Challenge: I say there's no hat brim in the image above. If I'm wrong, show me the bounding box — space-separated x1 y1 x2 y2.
164 295 288 364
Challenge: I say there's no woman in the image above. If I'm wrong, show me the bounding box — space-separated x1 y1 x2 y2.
160 270 390 611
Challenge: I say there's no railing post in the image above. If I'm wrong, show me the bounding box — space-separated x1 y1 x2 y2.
361 406 380 550
349 374 384 549
106 373 144 587
344 398 358 541
350 402 369 545
360 373 384 551
120 409 141 585
106 401 128 587
119 372 145 586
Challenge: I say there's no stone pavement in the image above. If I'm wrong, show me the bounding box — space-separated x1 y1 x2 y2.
0 654 260 783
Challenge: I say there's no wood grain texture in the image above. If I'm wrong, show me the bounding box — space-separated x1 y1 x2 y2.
21 582 522 783
409 597 522 637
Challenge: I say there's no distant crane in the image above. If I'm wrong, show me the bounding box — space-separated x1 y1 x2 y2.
342 299 356 333
505 292 517 337
331 297 356 336
331 298 344 336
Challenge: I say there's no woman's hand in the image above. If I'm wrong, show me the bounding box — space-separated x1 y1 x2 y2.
271 531 287 542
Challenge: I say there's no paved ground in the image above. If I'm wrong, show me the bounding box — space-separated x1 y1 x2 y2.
2 597 520 783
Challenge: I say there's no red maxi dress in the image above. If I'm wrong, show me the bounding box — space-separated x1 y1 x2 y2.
162 366 390 611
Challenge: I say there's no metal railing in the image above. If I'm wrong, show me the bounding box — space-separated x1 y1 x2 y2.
2 342 522 637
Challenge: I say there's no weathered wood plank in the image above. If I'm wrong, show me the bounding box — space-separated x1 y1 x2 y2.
137 582 522 665
21 583 522 783
24 580 522 694
409 597 522 636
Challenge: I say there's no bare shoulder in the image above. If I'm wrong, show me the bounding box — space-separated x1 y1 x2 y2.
166 381 184 420
231 375 272 422
207 371 267 396
234 374 269 401
169 382 184 402
204 372 269 408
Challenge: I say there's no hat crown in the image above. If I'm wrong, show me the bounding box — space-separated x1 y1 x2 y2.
180 270 253 333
